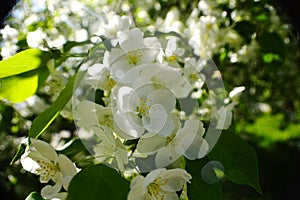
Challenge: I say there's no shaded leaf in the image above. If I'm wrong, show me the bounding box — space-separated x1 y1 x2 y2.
208 131 262 194
63 41 91 53
67 164 130 200
25 192 45 200
29 75 75 139
186 158 222 200
10 143 26 165
57 139 86 158
257 31 285 58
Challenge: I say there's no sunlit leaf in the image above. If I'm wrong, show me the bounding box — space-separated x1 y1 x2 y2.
0 49 51 78
67 164 130 200
0 70 39 103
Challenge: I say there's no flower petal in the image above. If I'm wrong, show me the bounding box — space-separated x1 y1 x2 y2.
116 86 139 112
74 100 103 128
161 192 179 200
142 104 167 133
58 154 77 190
41 174 63 199
174 119 199 156
137 132 166 154
184 137 209 160
216 102 236 130
128 175 148 200
147 89 176 113
158 114 174 137
114 111 144 139
155 145 181 168
31 139 58 162
20 151 41 174
144 168 165 187
160 169 192 191
118 28 144 51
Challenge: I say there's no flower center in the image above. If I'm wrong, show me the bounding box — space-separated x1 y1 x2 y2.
166 54 177 62
127 50 142 65
35 159 58 182
137 97 150 118
165 133 176 145
147 178 168 199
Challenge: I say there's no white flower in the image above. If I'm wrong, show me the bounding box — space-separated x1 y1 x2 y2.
137 119 209 168
215 102 237 130
229 86 245 99
20 138 77 200
27 29 47 48
92 126 129 171
113 84 176 139
164 37 184 66
103 28 161 82
98 15 131 39
183 57 206 88
128 168 192 200
74 100 113 129
84 63 115 92
128 63 193 98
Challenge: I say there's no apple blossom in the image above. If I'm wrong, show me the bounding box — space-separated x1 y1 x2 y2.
92 127 129 171
113 84 176 138
128 168 192 200
20 138 77 199
137 119 209 168
103 28 161 82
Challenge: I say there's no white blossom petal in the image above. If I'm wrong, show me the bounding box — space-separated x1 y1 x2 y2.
20 151 41 174
147 89 175 112
137 132 166 154
155 145 181 168
174 119 199 156
142 104 167 133
118 28 144 51
41 174 63 199
216 102 236 129
114 111 144 139
58 154 77 190
31 139 58 162
117 86 139 112
128 176 145 200
158 115 174 137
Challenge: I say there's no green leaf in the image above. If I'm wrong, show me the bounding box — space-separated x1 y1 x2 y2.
257 31 285 58
57 139 86 158
0 49 51 78
186 159 222 200
29 75 75 139
25 192 45 200
208 131 262 194
99 35 113 51
67 164 130 200
0 69 39 103
63 41 90 53
262 53 280 63
10 143 26 165
234 21 255 43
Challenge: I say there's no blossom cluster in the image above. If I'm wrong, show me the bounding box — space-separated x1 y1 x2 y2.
11 2 244 198
75 27 209 170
